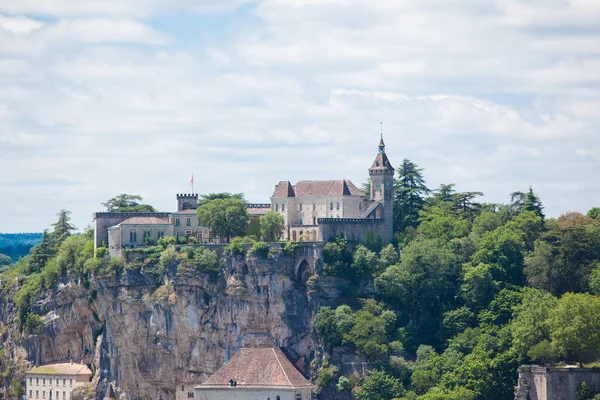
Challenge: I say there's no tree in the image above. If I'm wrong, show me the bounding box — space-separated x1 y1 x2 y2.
259 211 285 242
50 209 76 249
587 207 600 220
394 159 429 233
315 307 343 351
0 254 11 266
196 197 249 241
198 192 244 207
102 194 156 212
548 293 600 365
510 187 544 220
355 369 404 400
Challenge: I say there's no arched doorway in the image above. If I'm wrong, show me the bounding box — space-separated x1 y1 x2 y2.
296 259 311 287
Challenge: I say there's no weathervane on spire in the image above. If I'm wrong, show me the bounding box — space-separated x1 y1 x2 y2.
380 121 383 139
378 122 385 153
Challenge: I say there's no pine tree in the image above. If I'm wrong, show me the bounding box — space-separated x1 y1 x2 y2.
394 159 429 232
511 187 544 220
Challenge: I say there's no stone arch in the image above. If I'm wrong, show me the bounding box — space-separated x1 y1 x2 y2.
295 259 312 285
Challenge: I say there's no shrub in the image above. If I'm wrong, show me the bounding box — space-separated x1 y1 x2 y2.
194 247 220 273
317 363 339 388
227 237 246 255
24 313 44 334
158 236 176 248
337 376 352 392
159 247 178 269
253 242 270 258
84 258 103 274
95 247 109 258
282 241 300 256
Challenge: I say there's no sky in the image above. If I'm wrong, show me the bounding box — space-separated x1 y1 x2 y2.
0 0 599 233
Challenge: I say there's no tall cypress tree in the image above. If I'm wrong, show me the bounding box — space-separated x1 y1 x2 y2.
393 159 429 233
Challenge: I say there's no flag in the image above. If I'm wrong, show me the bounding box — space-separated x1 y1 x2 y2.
189 174 194 186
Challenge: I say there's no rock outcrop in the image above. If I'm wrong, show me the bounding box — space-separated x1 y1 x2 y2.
0 244 347 400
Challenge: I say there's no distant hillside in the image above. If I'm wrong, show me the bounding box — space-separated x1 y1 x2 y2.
0 232 42 261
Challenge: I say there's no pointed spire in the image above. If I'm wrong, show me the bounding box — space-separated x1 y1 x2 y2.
379 122 385 153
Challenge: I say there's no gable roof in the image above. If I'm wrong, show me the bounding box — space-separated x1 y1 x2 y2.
118 217 171 225
272 181 296 198
292 180 363 197
197 348 314 389
27 363 92 376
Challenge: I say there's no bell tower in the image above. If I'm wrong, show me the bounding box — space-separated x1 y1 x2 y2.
368 132 395 242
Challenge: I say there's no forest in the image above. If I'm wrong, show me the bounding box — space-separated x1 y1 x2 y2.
2 159 600 400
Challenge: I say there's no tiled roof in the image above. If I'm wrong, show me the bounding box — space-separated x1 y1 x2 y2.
272 181 296 198
174 209 198 215
198 348 314 389
118 217 171 225
27 363 92 376
293 180 363 197
369 152 394 171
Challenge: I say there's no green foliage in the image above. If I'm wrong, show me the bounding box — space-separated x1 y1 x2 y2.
352 245 379 275
418 206 471 242
102 194 156 212
577 381 595 400
197 197 249 241
394 159 429 234
282 241 300 256
317 363 338 388
227 237 246 255
587 208 600 220
252 241 270 258
0 254 11 266
416 387 476 400
337 375 352 392
158 236 176 248
548 293 600 364
379 244 399 269
259 211 285 242
24 313 44 334
322 236 352 277
355 369 405 400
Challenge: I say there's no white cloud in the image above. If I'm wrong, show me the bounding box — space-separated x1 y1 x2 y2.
1 0 600 231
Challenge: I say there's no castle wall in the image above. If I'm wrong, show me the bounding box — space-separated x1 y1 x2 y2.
319 218 388 247
516 365 600 400
93 212 172 249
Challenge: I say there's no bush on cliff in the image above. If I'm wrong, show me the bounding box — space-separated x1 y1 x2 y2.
252 242 270 258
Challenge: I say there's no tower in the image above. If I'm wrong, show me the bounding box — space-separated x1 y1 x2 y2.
368 135 395 242
177 194 198 211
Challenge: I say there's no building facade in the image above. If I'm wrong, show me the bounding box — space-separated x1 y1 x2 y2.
25 363 92 400
271 138 394 245
515 365 600 400
195 348 315 400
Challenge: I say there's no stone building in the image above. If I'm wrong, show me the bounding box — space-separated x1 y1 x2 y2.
195 347 315 400
271 137 394 245
25 362 92 400
107 216 173 256
514 365 600 400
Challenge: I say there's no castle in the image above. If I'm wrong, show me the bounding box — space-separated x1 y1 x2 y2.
93 138 394 253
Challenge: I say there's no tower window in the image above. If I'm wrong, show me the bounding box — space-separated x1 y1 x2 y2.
359 203 362 210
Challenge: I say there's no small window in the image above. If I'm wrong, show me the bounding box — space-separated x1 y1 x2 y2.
29 390 32 397
282 204 285 212
43 378 45 386
42 391 45 399
330 202 333 210
359 202 362 210
313 217 316 225
30 377 32 385
157 231 164 239
63 391 66 399
56 378 59 385
129 230 137 243
36 378 39 385
277 396 281 400
276 204 279 212
336 202 340 210
70 379 72 386
312 203 316 211
36 390 39 398
175 218 180 226
63 379 65 386
299 203 303 211
186 218 191 226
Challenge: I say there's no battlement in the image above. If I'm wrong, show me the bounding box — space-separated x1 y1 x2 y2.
176 193 198 199
247 203 271 209
318 218 384 224
94 212 172 219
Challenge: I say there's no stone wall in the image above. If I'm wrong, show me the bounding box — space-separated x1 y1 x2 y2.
319 218 388 247
515 365 600 400
93 212 172 249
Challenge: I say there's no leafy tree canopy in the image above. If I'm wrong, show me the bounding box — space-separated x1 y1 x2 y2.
102 194 156 212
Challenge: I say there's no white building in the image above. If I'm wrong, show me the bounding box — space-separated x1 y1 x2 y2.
25 362 92 400
195 347 316 400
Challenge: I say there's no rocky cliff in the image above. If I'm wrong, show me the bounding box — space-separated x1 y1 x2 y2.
0 244 351 400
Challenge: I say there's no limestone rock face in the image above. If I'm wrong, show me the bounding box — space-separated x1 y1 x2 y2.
2 246 341 400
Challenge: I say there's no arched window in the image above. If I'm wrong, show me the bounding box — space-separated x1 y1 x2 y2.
276 396 281 400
